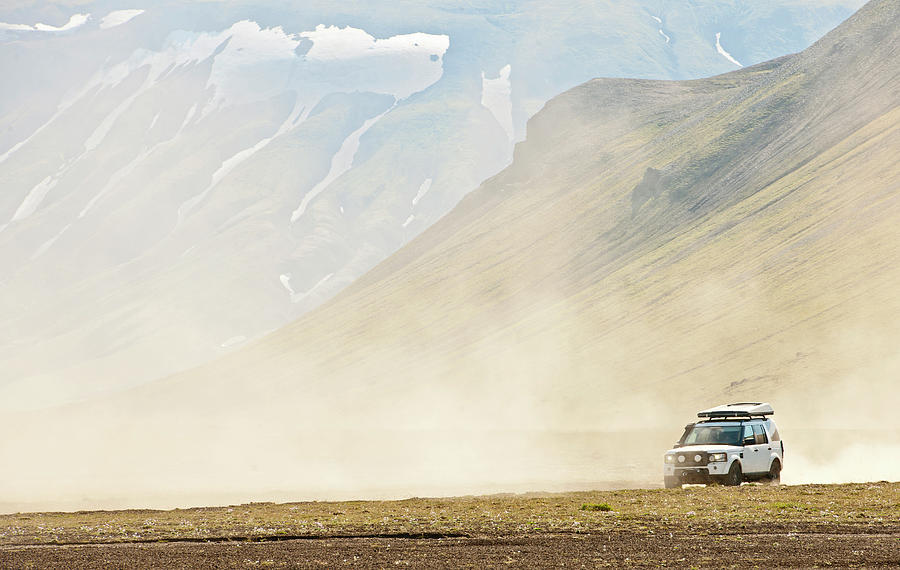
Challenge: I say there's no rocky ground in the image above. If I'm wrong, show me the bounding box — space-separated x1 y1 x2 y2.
1 482 898 568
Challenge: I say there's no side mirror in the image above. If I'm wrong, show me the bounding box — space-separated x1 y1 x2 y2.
672 443 681 449
743 437 755 446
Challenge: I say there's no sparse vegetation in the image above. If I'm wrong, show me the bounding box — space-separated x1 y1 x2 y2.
580 502 613 511
1 483 896 546
765 501 810 511
1 483 898 568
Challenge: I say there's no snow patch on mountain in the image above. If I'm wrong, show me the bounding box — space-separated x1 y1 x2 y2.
481 64 514 141
279 274 295 295
31 224 71 260
84 79 153 152
293 273 334 303
179 104 198 131
280 272 334 303
650 16 670 44
11 176 57 222
0 21 36 32
100 9 145 30
178 140 268 222
203 21 301 112
219 335 246 348
715 32 743 67
302 25 449 62
412 178 432 206
291 102 395 223
299 25 449 99
80 148 152 219
205 22 448 112
0 13 89 32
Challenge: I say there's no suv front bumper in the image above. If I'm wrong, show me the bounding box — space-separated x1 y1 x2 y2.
664 463 728 483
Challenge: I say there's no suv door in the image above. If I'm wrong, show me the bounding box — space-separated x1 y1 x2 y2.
746 423 770 474
741 423 760 473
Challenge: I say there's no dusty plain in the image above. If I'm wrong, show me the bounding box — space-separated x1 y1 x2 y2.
1 482 898 568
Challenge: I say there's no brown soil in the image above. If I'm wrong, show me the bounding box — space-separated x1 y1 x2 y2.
2 483 898 568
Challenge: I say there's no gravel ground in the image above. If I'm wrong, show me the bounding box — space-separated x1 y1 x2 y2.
2 483 898 568
2 528 899 568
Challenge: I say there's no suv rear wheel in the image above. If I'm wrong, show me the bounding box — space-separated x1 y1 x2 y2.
767 459 781 484
726 462 743 486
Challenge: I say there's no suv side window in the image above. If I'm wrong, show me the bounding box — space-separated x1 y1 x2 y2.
753 424 768 444
742 424 754 444
768 420 781 441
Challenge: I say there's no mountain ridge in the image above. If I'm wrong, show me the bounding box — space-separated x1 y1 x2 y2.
54 0 899 426
0 0 867 408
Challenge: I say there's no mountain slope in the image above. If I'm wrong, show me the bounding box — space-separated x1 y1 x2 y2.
136 0 898 424
2 0 898 510
0 0 866 408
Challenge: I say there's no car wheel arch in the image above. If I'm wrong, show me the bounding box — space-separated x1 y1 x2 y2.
725 459 744 486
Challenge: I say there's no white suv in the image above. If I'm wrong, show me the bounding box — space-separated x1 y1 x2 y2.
663 402 784 488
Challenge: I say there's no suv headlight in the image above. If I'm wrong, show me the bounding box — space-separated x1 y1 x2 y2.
708 452 727 463
665 454 676 464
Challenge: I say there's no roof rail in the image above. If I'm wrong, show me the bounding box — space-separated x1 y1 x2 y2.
697 415 770 422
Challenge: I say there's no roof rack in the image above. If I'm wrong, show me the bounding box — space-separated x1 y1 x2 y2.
697 402 774 419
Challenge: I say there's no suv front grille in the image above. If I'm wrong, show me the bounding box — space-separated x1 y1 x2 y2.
674 451 709 467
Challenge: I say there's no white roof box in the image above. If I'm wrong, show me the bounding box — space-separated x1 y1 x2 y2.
697 402 774 418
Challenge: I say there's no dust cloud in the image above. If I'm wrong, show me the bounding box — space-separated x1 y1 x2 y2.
2 259 898 515
782 444 900 485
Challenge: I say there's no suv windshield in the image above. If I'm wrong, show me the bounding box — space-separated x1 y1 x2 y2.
681 424 742 446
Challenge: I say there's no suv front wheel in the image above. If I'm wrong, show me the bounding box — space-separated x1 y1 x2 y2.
725 461 743 486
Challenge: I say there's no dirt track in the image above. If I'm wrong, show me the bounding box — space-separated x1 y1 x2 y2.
2 483 898 568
